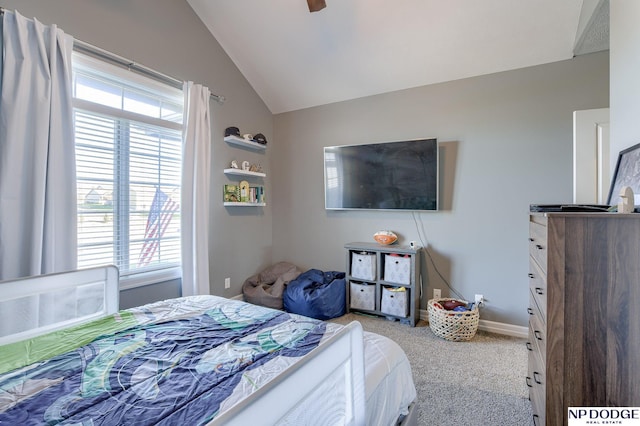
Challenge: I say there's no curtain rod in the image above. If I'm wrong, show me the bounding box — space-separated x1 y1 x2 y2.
73 40 225 103
0 7 225 104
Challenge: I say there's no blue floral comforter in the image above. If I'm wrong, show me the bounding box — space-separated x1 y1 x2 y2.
0 296 333 425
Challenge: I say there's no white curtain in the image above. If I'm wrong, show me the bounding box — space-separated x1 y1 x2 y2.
0 10 76 338
181 82 212 296
0 10 76 281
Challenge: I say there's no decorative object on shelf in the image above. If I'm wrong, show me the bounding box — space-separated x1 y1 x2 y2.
250 186 265 204
242 160 250 171
373 230 398 245
230 160 239 169
223 184 240 202
427 298 479 342
607 142 640 207
243 133 253 141
254 133 268 145
224 134 267 151
618 186 634 213
225 126 240 137
239 180 249 202
249 163 262 173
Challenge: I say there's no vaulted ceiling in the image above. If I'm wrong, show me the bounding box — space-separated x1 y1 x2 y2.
187 0 609 114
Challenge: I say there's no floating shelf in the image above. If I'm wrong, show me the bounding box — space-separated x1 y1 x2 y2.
223 202 266 207
223 168 266 178
224 135 266 151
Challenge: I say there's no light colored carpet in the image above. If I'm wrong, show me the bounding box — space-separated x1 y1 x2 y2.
330 313 534 426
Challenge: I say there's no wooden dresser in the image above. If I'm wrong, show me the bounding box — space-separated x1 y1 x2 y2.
527 213 640 425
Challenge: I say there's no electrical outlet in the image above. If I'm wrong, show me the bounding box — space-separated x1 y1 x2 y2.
224 277 231 289
475 294 484 304
433 288 441 299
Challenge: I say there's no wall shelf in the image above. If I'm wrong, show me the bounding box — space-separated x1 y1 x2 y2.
223 168 266 178
223 131 267 206
223 202 266 207
224 135 266 151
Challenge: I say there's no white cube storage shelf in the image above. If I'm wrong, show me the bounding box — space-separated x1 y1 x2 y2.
345 242 421 326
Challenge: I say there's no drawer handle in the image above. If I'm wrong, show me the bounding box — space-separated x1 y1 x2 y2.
535 287 544 295
535 244 543 250
526 376 533 388
528 273 535 279
527 307 534 315
534 330 543 341
526 342 533 351
533 371 543 384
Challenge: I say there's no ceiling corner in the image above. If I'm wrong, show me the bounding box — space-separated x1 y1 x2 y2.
574 0 609 56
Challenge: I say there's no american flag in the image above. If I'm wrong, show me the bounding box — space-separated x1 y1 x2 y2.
138 187 179 267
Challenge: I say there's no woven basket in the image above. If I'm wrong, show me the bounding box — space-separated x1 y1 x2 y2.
427 298 479 342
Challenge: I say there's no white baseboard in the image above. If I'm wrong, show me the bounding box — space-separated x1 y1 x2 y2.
230 294 244 301
419 309 528 339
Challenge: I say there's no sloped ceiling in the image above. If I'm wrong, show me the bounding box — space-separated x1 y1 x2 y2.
187 0 606 114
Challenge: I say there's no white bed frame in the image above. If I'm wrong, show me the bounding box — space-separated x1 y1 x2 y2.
212 320 366 425
0 265 119 345
0 266 367 425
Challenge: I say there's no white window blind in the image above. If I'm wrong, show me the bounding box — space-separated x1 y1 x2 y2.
72 53 184 282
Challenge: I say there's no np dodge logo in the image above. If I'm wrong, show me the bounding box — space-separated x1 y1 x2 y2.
568 408 640 425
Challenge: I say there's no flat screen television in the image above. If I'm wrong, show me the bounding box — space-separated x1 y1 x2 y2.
324 138 438 211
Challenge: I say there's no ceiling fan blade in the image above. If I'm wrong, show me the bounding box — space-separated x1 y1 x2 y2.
307 0 326 12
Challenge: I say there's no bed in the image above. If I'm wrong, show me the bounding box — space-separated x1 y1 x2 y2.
0 266 417 425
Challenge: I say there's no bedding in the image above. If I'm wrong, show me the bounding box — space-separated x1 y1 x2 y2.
0 295 415 425
362 332 416 426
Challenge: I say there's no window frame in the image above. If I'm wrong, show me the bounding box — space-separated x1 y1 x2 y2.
72 53 184 289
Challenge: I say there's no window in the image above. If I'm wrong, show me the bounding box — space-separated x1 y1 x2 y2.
72 54 184 286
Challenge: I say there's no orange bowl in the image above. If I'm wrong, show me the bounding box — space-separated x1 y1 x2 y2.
373 231 398 245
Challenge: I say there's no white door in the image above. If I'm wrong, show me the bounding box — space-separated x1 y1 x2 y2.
573 108 610 204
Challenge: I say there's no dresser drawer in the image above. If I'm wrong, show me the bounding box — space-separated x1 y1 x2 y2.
531 387 546 426
529 221 548 273
528 295 546 358
528 258 547 320
527 329 546 418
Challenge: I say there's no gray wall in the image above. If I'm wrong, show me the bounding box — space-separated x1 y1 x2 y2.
0 0 274 303
119 279 181 310
1 1 612 327
610 1 640 161
272 52 609 326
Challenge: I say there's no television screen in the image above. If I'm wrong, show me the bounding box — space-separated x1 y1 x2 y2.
324 138 438 211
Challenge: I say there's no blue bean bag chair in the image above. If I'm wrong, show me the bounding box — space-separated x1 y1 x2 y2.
283 269 346 320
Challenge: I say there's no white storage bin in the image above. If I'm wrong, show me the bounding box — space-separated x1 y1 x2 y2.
380 286 409 317
349 281 375 311
351 252 376 281
384 254 411 284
